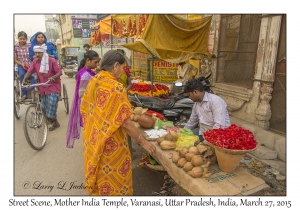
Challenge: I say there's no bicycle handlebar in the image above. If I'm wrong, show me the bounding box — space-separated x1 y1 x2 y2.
21 80 51 88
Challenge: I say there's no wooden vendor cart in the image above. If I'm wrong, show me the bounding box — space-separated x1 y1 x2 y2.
131 122 269 196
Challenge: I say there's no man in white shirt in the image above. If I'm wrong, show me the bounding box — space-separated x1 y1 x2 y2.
184 77 231 141
177 61 198 82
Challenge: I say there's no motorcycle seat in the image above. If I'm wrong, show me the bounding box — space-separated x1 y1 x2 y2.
133 94 176 110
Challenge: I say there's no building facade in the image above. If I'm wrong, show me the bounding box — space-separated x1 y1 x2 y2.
210 14 286 134
55 15 73 45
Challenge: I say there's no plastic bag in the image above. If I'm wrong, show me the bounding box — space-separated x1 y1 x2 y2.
175 133 199 150
154 118 174 130
166 126 180 132
179 128 194 136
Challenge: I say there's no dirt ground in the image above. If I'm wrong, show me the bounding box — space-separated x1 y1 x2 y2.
239 154 286 196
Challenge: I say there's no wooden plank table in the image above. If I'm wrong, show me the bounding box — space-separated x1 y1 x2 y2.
131 122 269 196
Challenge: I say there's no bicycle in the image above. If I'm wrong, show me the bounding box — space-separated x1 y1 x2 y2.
14 72 70 119
21 80 50 150
20 79 70 150
14 71 21 119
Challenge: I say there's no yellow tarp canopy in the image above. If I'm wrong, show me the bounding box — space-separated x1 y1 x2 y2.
122 14 212 63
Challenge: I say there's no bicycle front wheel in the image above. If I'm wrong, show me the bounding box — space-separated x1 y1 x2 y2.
23 104 48 150
14 86 21 119
63 84 69 114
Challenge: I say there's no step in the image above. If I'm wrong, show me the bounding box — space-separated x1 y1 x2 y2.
247 153 286 175
250 145 278 160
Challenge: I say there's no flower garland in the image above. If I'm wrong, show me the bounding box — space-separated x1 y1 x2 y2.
129 82 170 97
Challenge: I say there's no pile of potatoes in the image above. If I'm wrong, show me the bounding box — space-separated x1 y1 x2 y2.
156 131 179 150
171 143 217 178
131 107 148 122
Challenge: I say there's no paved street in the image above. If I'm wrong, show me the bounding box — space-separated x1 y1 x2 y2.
14 75 88 196
14 74 164 196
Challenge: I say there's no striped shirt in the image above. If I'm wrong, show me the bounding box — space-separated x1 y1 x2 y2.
14 43 31 67
184 92 231 135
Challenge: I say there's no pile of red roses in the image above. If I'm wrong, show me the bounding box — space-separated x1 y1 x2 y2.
203 124 257 150
145 110 165 120
129 82 170 97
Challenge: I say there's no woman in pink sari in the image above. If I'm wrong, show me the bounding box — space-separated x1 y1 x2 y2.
66 50 100 148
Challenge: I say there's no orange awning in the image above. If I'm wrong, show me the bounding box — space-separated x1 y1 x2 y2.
93 15 111 34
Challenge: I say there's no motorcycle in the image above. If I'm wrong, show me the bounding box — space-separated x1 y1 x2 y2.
129 92 193 126
128 73 213 126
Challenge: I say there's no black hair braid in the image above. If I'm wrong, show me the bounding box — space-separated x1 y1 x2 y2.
78 50 99 71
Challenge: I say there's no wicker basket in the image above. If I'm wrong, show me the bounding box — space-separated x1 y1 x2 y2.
207 142 259 172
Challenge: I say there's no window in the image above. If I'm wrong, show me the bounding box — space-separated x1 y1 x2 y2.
216 15 261 88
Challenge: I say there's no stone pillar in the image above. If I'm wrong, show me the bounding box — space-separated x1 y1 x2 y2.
211 15 221 85
255 82 273 128
216 16 227 83
255 15 282 129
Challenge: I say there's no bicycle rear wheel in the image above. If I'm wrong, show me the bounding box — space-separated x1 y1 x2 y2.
23 104 48 150
14 86 21 119
63 84 69 114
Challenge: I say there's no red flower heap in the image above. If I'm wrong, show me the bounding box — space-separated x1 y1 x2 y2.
129 82 170 97
203 124 257 150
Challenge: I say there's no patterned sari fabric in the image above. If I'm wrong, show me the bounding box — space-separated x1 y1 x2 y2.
80 71 133 195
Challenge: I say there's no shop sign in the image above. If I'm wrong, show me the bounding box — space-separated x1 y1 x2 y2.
133 53 179 83
132 52 150 80
150 60 178 83
72 19 97 38
71 15 97 19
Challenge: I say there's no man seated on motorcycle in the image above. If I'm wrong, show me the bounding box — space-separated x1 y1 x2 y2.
183 77 231 141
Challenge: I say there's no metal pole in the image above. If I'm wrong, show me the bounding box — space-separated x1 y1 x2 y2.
132 50 134 76
151 55 154 95
110 16 112 50
58 15 64 45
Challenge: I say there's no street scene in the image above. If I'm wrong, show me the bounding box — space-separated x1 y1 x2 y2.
14 75 167 196
12 13 289 208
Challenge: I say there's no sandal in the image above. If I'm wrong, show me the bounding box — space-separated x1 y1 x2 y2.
49 122 60 131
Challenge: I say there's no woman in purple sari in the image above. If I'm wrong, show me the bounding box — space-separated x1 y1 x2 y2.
66 50 100 148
